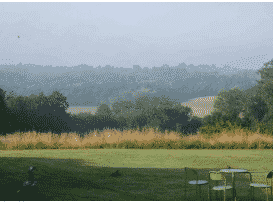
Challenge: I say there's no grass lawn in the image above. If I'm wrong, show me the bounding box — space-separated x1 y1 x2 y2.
1 147 273 201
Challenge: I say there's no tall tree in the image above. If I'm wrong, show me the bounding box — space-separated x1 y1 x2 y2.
108 94 197 136
240 59 273 130
210 86 247 126
0 88 15 136
34 91 72 135
239 94 269 132
2 91 36 134
255 58 273 87
3 90 73 136
251 79 273 128
93 103 119 131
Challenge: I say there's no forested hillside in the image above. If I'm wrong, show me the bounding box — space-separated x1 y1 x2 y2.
0 62 260 107
0 59 272 139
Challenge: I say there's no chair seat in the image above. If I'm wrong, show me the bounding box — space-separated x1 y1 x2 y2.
212 185 232 191
23 180 38 187
250 183 271 188
188 180 208 185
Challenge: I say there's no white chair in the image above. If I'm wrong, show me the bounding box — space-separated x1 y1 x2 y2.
209 171 233 201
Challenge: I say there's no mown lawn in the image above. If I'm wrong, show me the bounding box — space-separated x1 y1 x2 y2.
1 147 273 201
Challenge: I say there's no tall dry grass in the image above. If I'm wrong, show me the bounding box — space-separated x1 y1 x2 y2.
1 123 273 150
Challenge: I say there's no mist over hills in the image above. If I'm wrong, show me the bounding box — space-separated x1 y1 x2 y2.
0 62 262 108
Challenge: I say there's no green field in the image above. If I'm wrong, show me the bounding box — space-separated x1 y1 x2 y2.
1 146 273 201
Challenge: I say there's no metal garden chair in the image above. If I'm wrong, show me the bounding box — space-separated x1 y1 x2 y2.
184 167 209 200
209 171 233 201
249 170 273 201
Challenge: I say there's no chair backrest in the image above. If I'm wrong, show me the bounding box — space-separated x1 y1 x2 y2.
210 171 224 181
249 171 271 183
209 171 227 186
185 167 199 182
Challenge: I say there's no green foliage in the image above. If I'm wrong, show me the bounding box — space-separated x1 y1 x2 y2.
92 103 122 132
238 59 273 130
34 142 49 149
105 94 196 135
178 115 203 136
2 90 74 136
0 88 16 136
209 72 272 133
154 104 192 134
255 58 273 87
255 80 273 125
240 94 269 131
211 86 246 120
199 111 245 137
96 104 113 116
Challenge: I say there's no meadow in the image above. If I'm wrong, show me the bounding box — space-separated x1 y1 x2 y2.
1 96 273 201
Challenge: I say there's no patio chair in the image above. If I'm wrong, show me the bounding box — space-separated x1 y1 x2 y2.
209 171 233 201
249 171 273 201
184 167 209 200
23 166 38 187
17 166 39 201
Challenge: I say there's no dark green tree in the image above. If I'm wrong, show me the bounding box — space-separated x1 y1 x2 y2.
108 94 197 136
239 94 269 131
3 90 73 136
2 91 37 134
152 102 193 134
238 59 273 132
183 115 204 135
210 86 247 126
200 111 243 135
33 91 73 135
93 103 120 131
253 58 273 116
255 58 273 87
0 88 16 136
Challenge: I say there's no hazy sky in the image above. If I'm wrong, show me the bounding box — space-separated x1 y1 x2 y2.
1 2 273 72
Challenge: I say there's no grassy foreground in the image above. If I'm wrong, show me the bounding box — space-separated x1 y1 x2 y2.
1 121 273 201
1 148 273 201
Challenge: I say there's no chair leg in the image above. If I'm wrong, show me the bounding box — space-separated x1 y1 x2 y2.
184 183 187 200
251 186 254 201
267 179 272 198
199 185 202 200
248 186 252 200
184 168 187 200
196 184 198 200
208 185 210 201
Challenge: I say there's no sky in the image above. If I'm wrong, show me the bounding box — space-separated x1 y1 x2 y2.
0 1 273 74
